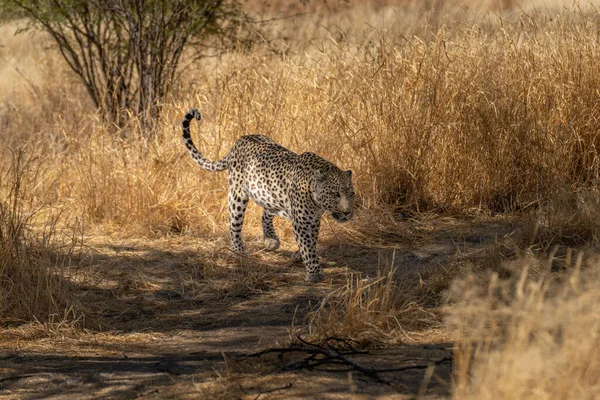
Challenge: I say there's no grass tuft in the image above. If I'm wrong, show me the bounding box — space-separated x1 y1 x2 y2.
0 150 81 324
306 261 441 345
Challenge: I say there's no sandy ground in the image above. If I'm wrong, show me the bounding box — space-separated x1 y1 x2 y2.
0 214 517 399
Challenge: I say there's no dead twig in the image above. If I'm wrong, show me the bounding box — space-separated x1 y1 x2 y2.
242 335 453 385
293 335 389 383
243 335 393 384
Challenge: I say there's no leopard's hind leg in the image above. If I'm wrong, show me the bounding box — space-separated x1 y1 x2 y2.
228 180 248 253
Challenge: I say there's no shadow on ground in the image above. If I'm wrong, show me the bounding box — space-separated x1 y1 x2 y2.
0 215 518 399
1 342 454 399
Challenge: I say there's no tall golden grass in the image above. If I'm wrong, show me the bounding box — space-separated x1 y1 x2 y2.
3 2 600 233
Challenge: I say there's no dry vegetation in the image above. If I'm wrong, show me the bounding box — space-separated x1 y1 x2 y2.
0 150 80 325
2 0 600 398
448 256 600 399
306 262 442 345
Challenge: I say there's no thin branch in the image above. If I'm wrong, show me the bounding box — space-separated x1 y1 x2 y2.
242 335 453 386
244 335 389 384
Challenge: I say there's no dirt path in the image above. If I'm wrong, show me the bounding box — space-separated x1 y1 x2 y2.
0 215 516 399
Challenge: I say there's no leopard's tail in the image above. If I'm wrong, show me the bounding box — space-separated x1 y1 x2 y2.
181 109 229 172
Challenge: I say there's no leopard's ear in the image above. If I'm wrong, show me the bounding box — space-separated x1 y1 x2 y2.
345 170 352 178
314 169 324 183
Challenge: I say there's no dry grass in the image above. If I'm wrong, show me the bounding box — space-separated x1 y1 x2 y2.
519 188 600 251
1 0 600 397
448 254 600 399
305 262 442 345
444 192 600 398
0 150 81 324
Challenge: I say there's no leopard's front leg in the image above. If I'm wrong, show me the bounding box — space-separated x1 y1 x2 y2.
292 215 323 282
262 210 280 251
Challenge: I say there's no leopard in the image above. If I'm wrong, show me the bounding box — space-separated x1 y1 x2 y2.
181 108 355 282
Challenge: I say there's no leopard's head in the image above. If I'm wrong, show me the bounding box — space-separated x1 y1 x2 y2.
312 168 355 223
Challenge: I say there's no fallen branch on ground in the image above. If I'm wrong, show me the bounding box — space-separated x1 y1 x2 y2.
241 335 452 385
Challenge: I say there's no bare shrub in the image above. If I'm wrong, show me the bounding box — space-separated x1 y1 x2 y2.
5 0 247 129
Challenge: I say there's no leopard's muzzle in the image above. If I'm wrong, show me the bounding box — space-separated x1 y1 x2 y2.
332 211 353 223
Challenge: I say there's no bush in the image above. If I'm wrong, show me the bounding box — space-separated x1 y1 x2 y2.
5 0 246 129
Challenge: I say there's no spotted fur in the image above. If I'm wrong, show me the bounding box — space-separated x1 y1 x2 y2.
182 109 355 282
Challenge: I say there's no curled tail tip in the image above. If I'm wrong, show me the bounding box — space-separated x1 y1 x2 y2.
188 108 201 120
182 109 201 136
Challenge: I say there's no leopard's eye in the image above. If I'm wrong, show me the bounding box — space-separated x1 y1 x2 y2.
334 192 341 198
